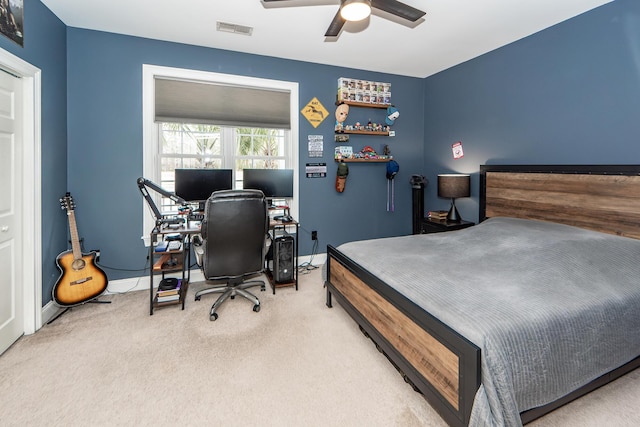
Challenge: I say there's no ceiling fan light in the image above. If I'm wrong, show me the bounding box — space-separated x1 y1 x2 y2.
340 0 372 22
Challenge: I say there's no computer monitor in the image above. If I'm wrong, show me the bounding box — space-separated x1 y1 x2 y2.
174 168 233 210
242 168 294 203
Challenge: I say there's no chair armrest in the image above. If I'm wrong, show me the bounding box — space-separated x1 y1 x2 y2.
193 235 204 266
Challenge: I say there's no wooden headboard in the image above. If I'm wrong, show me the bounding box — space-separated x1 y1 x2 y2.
480 165 640 240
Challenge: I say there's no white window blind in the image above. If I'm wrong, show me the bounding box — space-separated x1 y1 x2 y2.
154 78 291 129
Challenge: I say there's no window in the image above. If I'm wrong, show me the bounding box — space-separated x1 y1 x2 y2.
157 123 289 213
142 65 299 243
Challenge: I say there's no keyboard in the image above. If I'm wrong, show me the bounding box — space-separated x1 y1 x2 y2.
167 241 182 251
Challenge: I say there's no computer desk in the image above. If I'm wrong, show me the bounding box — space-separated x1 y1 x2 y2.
149 216 298 315
148 222 201 315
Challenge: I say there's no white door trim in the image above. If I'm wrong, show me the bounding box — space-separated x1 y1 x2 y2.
0 48 42 335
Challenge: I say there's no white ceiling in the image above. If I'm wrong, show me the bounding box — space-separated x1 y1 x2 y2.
41 0 612 78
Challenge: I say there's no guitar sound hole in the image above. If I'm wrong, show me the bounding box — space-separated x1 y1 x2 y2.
72 259 86 271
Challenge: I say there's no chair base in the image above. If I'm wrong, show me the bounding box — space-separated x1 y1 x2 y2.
194 279 266 321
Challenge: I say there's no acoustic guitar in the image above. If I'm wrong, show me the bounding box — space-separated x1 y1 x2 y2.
53 193 108 306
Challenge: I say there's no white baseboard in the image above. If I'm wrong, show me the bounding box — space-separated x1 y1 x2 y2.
38 253 326 329
299 252 326 268
96 253 326 296
41 301 60 325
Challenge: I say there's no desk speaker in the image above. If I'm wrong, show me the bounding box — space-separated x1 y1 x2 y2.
273 235 294 283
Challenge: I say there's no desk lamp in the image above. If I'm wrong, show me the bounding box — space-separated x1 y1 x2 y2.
437 174 470 222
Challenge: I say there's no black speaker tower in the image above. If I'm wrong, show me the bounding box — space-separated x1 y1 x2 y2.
411 175 428 234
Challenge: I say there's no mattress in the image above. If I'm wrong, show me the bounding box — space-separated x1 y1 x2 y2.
335 217 640 426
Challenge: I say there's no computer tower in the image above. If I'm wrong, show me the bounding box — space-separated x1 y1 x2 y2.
272 235 294 283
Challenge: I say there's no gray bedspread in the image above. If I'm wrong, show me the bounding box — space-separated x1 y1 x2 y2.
334 217 640 427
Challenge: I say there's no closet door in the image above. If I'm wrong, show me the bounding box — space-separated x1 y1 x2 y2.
0 69 24 355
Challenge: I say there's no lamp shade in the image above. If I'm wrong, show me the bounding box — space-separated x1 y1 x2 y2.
437 174 470 199
340 0 372 22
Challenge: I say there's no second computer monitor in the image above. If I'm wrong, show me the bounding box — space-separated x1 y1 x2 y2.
242 168 293 202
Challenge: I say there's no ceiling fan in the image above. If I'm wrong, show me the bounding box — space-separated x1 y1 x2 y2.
262 0 426 37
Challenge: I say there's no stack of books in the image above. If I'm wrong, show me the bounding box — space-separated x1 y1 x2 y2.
156 279 181 303
427 210 448 221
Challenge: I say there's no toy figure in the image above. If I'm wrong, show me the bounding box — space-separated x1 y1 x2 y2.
335 103 349 132
336 161 349 193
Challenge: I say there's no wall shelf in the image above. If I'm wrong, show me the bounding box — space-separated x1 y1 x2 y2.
335 130 390 136
335 100 390 109
335 158 392 163
334 85 394 165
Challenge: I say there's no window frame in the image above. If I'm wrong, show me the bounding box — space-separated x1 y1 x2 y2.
157 124 290 212
142 65 299 245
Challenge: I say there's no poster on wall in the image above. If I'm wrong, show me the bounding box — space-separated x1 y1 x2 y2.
306 163 327 178
452 141 464 159
1 0 23 47
301 97 329 128
308 135 323 158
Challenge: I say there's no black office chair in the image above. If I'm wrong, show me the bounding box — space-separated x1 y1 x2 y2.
193 189 269 321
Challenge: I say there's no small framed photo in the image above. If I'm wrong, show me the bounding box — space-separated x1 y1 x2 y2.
1 0 24 47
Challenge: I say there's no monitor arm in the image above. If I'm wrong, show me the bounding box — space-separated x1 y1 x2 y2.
137 177 187 228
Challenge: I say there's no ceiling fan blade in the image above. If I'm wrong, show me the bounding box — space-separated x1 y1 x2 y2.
371 0 425 22
325 10 346 37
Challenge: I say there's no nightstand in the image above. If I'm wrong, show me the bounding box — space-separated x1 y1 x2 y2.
419 218 475 234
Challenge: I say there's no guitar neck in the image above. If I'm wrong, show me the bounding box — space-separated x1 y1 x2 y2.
68 210 83 259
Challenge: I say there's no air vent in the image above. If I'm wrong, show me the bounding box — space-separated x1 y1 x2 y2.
216 21 253 36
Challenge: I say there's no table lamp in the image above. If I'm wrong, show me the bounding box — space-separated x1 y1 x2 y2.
437 174 470 222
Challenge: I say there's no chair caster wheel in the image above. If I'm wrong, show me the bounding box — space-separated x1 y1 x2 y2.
210 312 218 321
260 285 266 292
253 304 260 313
195 296 201 301
230 295 235 299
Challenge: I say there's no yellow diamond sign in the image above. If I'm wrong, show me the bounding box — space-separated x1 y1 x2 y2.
301 97 329 128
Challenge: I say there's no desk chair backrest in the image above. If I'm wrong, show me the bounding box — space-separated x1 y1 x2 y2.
201 189 268 280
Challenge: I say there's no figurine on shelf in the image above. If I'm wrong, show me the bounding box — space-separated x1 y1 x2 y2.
359 145 378 159
335 102 350 132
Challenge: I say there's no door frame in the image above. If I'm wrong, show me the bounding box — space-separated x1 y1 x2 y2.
0 48 42 335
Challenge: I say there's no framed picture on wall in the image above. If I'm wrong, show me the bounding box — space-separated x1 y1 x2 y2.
1 0 23 47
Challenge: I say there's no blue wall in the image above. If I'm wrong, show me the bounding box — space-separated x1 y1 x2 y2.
423 0 640 223
66 29 425 282
0 1 67 304
7 0 638 303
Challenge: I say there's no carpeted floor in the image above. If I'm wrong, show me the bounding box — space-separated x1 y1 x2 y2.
1 267 639 426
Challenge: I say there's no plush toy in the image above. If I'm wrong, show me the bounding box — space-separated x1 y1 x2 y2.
335 103 350 131
336 161 349 193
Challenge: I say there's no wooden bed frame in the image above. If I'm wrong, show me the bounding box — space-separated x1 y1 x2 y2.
324 164 640 427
